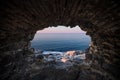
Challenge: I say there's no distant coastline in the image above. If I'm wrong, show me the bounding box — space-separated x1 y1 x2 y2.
31 33 91 52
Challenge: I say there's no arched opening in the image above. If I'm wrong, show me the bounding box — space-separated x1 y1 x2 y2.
30 25 91 66
31 25 91 52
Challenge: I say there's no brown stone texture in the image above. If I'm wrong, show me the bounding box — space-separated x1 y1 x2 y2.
0 0 120 80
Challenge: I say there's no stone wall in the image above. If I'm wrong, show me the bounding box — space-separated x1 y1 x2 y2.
0 0 120 80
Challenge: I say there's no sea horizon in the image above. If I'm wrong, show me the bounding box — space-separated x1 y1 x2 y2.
37 32 86 34
31 33 91 52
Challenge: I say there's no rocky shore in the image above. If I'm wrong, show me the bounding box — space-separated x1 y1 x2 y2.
0 45 114 80
26 49 91 68
23 49 92 80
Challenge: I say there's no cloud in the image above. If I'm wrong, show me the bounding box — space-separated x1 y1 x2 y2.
37 26 86 33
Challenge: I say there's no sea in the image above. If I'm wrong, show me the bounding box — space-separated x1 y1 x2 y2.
31 33 91 52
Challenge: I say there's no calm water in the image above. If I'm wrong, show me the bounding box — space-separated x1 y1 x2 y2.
31 33 91 52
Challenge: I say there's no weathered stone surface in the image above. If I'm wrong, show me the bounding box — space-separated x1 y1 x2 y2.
0 0 120 80
31 66 80 80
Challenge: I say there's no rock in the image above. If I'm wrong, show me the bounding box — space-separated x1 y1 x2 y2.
35 55 44 62
0 0 120 80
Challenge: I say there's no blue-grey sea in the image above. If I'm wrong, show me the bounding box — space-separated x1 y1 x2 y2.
31 33 91 52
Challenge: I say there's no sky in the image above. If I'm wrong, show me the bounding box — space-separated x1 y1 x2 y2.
37 25 86 33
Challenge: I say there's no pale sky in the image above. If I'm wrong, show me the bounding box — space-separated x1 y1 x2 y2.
37 26 86 33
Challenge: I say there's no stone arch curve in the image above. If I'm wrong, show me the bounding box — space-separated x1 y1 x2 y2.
0 0 120 80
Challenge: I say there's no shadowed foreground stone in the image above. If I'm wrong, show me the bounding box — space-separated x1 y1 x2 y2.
0 0 120 80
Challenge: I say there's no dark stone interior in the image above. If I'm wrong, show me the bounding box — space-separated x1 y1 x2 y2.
0 0 120 80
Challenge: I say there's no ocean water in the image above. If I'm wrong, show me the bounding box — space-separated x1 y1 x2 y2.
31 33 91 52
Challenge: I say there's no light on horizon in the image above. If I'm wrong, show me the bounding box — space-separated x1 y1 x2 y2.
37 26 86 33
